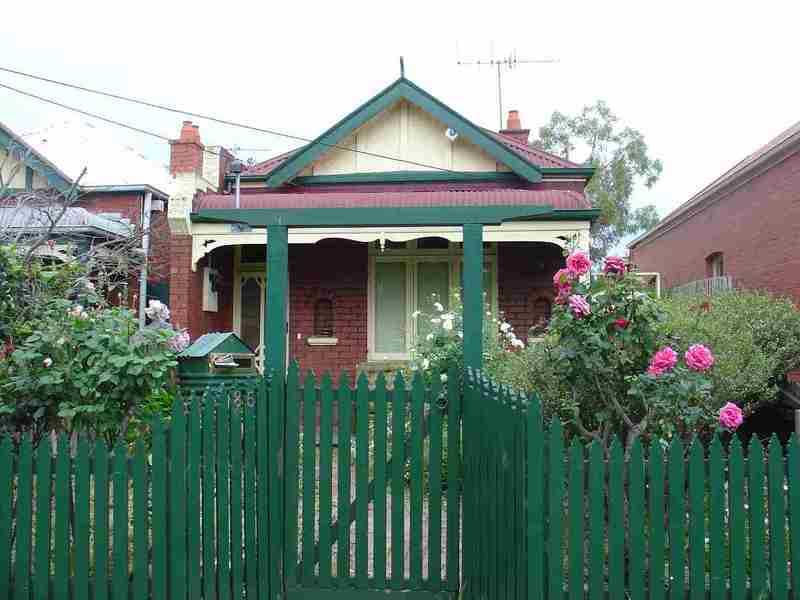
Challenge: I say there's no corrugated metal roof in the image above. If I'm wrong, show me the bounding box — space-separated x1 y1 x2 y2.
194 188 590 211
0 206 132 237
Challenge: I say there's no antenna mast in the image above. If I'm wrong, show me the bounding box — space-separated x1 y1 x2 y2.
457 50 558 129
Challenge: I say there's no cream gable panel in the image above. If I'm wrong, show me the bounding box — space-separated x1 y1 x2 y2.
308 100 501 175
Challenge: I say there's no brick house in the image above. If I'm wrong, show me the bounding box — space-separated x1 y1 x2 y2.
166 76 598 377
629 121 800 304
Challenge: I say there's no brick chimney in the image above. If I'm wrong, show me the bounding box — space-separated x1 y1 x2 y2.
499 109 531 145
169 121 205 176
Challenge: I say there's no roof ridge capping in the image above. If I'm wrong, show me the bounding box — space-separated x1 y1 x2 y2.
629 119 800 249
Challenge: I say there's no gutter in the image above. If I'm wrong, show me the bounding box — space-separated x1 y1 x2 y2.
81 184 170 199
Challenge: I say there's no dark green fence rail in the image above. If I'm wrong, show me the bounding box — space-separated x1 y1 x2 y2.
463 368 800 600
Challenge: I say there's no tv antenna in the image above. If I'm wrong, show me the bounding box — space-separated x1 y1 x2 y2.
457 50 558 129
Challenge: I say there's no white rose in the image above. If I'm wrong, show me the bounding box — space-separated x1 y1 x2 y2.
442 318 454 331
431 317 441 325
43 357 53 368
421 358 430 370
440 373 448 383
500 322 511 333
512 339 525 349
433 302 444 312
426 333 435 341
411 310 421 318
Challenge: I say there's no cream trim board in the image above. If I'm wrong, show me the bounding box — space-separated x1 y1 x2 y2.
190 221 590 270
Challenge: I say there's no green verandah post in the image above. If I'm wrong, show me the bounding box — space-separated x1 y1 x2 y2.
462 223 484 371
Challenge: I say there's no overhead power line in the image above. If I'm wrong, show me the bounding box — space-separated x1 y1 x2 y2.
0 65 460 173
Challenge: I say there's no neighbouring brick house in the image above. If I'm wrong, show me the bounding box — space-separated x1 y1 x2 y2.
629 121 800 304
166 76 598 377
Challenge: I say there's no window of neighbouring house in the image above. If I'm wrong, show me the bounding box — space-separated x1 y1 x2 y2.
369 241 497 360
707 252 724 278
314 298 334 337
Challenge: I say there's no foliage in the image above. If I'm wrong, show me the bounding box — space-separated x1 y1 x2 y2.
534 101 663 259
0 300 180 445
661 290 800 413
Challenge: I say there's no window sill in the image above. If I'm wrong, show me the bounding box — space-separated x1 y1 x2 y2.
306 336 338 347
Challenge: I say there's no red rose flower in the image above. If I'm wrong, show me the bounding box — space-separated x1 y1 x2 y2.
614 318 629 329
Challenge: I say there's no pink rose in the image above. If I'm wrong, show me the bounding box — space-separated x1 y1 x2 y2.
603 256 626 276
685 344 714 372
719 402 743 430
552 268 575 293
566 251 592 276
648 346 678 376
555 289 570 305
568 295 591 319
614 318 629 329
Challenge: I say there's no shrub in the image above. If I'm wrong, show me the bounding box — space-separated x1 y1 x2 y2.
661 290 800 414
0 300 180 444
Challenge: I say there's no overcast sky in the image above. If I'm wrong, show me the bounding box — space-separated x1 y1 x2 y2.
2 0 798 223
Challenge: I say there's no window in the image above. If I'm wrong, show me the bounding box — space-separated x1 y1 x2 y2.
707 252 724 278
313 298 334 337
368 240 497 360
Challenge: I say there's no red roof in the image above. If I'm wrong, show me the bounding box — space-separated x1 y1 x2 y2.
195 188 590 211
242 133 582 177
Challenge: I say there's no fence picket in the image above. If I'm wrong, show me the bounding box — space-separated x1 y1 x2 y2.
95 439 111 600
446 366 461 591
34 439 52 600
390 372 406 589
188 398 202 600
628 439 645 600
218 394 232 600
133 438 148 600
202 391 218 600
171 399 188 600
112 443 128 600
151 420 167 600
649 442 666 600
373 372 388 589
318 374 335 587
302 371 318 586
244 390 258 599
410 372 424 587
53 435 69 600
428 372 443 590
668 438 685 600
588 441 604 600
748 437 767 597
687 439 705 600
256 374 270 599
567 438 583 600
708 438 725 600
337 371 353 585
768 436 788 600
230 397 244 600
74 436 90 600
728 439 745 600
523 394 544 600
547 419 565 600
608 439 624 600
789 436 800 598
356 373 370 588
0 439 10 599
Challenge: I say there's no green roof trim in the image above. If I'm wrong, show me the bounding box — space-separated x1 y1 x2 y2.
179 332 254 358
191 205 555 227
263 77 545 188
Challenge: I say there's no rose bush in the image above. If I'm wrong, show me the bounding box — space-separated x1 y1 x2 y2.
527 252 719 446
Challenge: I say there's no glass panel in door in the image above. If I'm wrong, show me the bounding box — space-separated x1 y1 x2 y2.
416 261 450 341
240 276 263 355
374 262 407 355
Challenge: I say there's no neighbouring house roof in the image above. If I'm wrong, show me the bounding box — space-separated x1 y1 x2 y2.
0 121 74 191
19 120 172 198
0 205 133 238
194 188 591 211
629 119 800 249
238 77 591 186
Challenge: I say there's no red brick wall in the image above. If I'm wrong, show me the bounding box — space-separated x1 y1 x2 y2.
288 241 368 379
630 150 800 304
498 242 564 342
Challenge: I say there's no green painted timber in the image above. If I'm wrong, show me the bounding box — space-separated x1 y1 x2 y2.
748 438 766 598
462 224 483 369
112 443 128 600
192 204 556 227
265 225 288 374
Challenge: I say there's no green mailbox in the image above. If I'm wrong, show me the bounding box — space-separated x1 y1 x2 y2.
177 332 259 391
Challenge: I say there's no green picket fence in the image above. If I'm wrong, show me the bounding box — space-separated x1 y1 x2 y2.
463 368 800 600
0 379 280 600
283 362 463 597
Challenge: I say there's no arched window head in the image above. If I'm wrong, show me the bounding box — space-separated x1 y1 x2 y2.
706 252 724 278
314 298 334 337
